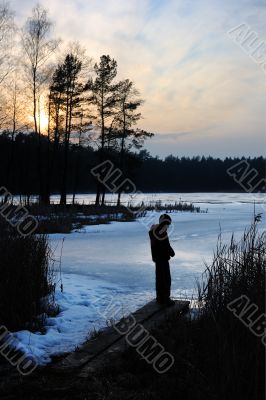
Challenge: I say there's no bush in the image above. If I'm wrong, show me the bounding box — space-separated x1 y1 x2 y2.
0 216 56 331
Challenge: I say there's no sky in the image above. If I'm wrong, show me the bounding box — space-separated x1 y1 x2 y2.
11 0 266 158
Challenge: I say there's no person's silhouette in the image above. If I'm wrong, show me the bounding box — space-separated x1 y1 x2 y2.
149 214 175 306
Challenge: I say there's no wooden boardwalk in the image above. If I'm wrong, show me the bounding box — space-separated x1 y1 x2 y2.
54 299 190 377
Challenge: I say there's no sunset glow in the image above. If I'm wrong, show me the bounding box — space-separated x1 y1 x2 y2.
39 111 49 132
11 0 266 157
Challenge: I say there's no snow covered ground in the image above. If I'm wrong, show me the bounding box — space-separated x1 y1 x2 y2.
13 193 265 365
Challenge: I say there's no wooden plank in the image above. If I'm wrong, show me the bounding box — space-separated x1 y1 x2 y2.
53 299 189 374
79 299 189 377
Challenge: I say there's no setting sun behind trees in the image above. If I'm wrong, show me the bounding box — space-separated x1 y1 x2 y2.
28 108 49 133
39 111 49 132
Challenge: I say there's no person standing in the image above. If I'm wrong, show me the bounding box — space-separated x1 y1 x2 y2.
149 214 175 306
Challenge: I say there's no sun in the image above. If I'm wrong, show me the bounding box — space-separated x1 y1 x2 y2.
28 110 49 133
39 111 49 132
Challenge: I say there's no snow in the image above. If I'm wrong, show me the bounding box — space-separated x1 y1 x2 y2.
13 193 265 366
14 274 149 365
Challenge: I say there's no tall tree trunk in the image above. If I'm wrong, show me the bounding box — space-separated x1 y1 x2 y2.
72 154 80 205
72 114 83 204
5 85 17 198
60 90 70 205
33 69 38 135
33 69 44 205
43 94 52 205
60 138 69 205
101 189 106 206
117 106 126 206
95 182 101 206
50 97 60 197
95 90 105 206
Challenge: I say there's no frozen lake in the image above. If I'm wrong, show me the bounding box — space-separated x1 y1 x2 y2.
22 191 266 206
47 191 266 205
14 193 266 364
51 193 265 298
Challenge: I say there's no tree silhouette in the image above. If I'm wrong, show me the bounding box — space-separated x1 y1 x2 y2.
21 4 59 204
50 53 84 205
86 55 119 205
114 79 153 205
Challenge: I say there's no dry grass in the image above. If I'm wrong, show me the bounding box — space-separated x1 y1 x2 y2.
0 217 57 331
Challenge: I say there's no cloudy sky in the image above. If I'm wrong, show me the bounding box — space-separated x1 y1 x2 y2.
12 0 266 158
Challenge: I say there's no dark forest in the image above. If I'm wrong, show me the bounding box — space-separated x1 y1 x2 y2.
0 131 265 199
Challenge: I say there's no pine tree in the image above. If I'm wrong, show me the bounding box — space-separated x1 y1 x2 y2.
49 54 83 205
86 55 119 205
114 79 153 205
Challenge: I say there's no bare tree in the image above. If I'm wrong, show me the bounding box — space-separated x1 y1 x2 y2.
21 4 59 135
0 2 15 131
0 1 14 85
21 4 59 204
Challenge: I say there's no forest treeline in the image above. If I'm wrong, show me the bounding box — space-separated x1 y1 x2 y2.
0 132 265 199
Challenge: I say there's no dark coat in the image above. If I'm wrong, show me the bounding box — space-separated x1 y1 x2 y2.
149 224 175 262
